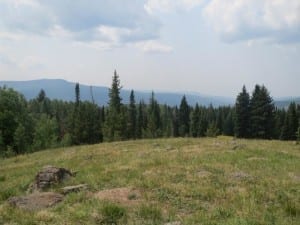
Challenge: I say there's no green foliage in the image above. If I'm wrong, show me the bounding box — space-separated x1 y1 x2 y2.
250 85 275 139
191 104 200 137
100 203 127 225
146 92 161 138
0 87 33 154
235 85 250 138
280 102 298 140
104 71 126 141
179 95 190 137
128 90 137 139
14 124 29 153
137 204 163 224
297 125 300 143
206 122 220 137
223 110 234 136
33 114 58 150
1 78 300 156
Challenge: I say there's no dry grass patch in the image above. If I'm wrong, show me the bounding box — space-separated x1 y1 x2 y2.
94 187 142 206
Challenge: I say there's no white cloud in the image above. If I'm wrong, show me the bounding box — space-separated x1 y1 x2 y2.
136 40 173 53
203 0 300 43
0 0 161 48
145 0 205 13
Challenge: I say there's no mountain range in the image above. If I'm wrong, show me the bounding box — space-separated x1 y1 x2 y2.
0 79 299 108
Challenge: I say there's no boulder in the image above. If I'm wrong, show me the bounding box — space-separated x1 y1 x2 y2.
30 165 74 191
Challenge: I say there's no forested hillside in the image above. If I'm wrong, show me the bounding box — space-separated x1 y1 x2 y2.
1 71 299 156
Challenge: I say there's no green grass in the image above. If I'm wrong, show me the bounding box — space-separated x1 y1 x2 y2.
0 137 299 224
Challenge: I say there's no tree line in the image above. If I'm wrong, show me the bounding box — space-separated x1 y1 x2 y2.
1 71 299 156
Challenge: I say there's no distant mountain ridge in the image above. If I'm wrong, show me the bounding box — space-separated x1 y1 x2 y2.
0 79 298 108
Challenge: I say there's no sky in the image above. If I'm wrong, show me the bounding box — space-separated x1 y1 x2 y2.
0 0 300 98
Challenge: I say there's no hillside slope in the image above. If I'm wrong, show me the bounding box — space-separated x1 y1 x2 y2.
0 137 299 224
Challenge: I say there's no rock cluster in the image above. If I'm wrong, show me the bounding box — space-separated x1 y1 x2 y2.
30 165 73 191
8 165 87 211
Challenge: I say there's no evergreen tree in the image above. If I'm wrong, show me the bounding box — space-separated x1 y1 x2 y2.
206 122 219 137
161 105 173 137
223 110 234 136
280 102 298 140
70 83 82 145
235 85 250 138
191 104 200 137
147 92 161 138
274 108 286 139
75 83 80 106
104 70 125 141
179 95 190 137
128 90 137 139
297 122 300 142
198 108 208 137
172 106 179 137
250 85 275 139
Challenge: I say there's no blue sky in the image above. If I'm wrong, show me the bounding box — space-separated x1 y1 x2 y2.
0 0 299 97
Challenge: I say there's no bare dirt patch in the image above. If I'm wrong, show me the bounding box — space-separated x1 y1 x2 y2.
288 172 300 182
231 171 252 180
197 170 212 178
8 192 63 211
94 187 142 205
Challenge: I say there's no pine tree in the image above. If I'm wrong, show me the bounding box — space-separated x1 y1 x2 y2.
206 122 219 137
104 70 125 141
274 108 286 139
172 106 179 137
250 85 275 139
198 108 208 137
147 92 161 138
179 95 190 137
223 110 234 136
128 90 137 139
191 104 200 137
136 101 143 139
70 83 82 145
280 102 298 140
235 85 250 138
75 83 80 106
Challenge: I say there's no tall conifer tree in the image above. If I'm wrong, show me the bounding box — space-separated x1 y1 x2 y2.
179 95 190 137
104 70 124 141
235 85 250 138
250 85 275 139
128 90 137 139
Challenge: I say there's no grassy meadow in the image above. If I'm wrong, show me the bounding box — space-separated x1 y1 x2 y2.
0 137 299 224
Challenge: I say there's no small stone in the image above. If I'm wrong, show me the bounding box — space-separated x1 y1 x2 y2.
164 222 181 225
61 184 88 195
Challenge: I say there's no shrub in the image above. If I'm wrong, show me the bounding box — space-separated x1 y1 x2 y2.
99 203 127 225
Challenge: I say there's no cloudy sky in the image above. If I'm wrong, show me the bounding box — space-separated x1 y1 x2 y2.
0 0 300 97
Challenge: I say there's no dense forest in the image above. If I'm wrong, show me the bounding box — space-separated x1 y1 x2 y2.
0 71 299 156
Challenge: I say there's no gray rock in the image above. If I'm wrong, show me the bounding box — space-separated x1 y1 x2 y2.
61 184 88 195
164 222 181 225
29 165 74 192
